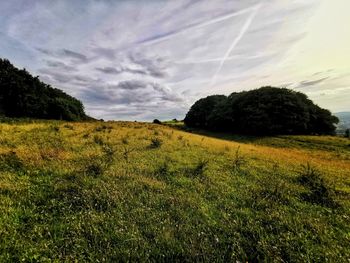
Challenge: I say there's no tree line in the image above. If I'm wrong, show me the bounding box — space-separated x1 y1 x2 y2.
0 58 88 121
184 87 339 135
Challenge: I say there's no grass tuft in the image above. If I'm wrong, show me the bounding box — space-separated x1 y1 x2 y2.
298 163 338 207
148 137 163 149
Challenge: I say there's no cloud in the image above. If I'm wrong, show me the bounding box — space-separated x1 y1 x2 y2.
129 53 168 78
3 0 343 119
61 49 88 62
298 77 330 87
96 66 122 74
81 79 184 106
116 80 149 90
45 60 76 71
92 47 116 60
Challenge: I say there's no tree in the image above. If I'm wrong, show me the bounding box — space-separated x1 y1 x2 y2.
184 95 227 128
153 119 162 124
184 87 338 135
0 58 88 121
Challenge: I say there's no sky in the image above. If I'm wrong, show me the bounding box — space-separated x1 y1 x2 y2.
1 0 349 120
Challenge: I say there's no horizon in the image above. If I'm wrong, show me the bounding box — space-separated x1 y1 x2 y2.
1 0 350 121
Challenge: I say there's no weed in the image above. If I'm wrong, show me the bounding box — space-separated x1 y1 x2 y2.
188 159 208 178
63 124 74 130
155 161 170 178
95 125 112 132
0 151 23 172
232 146 246 172
252 163 290 207
102 144 116 164
149 137 162 149
121 137 129 145
93 135 105 145
298 163 337 207
122 146 136 162
84 161 105 177
51 125 60 132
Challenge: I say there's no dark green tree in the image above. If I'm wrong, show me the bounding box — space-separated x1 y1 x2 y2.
185 87 338 135
0 58 88 121
184 95 227 128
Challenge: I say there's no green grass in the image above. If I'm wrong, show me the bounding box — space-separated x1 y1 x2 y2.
0 120 349 261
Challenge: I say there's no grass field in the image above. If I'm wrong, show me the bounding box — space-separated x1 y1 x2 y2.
0 120 349 262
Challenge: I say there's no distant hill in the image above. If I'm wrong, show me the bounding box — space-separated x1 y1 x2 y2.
335 112 350 134
0 58 88 121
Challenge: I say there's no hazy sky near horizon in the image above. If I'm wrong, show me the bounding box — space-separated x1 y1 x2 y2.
1 0 349 120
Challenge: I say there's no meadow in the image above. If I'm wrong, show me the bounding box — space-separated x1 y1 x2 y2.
0 120 349 262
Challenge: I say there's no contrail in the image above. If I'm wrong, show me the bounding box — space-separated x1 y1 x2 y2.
175 54 267 64
138 5 258 46
209 3 262 86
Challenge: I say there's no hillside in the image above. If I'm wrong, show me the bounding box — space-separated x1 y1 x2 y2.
0 120 349 261
0 59 88 121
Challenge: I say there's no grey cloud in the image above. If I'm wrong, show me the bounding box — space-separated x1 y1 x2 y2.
80 79 183 107
298 77 329 87
38 68 72 83
117 80 149 90
36 47 54 55
129 53 168 78
46 60 76 71
37 47 88 63
38 68 94 84
96 66 148 76
74 75 95 83
92 47 116 59
96 67 122 74
61 49 88 62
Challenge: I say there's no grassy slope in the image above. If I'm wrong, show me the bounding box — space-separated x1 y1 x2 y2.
0 120 349 262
